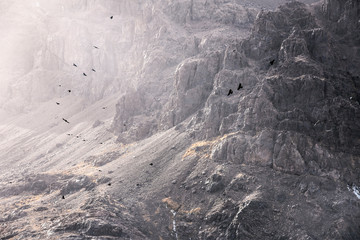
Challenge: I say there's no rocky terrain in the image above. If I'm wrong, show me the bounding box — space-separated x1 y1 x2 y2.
0 0 359 239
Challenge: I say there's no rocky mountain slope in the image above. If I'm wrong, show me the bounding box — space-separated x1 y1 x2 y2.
0 0 359 239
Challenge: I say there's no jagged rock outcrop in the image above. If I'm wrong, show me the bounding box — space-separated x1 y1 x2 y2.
109 0 360 184
166 1 360 184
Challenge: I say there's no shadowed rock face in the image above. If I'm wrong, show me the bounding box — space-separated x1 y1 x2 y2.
108 1 360 238
112 0 360 183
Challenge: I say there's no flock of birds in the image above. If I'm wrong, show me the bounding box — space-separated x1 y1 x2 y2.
58 15 115 125
54 19 276 199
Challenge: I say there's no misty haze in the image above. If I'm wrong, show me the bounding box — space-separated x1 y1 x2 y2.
0 0 359 239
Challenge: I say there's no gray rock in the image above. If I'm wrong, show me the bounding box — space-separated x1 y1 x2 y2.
60 176 95 195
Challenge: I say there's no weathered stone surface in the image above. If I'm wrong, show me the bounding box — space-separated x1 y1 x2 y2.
60 176 95 195
85 151 122 167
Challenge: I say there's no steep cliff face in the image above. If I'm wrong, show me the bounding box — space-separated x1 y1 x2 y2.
195 0 360 183
112 0 360 184
110 2 360 238
111 0 257 142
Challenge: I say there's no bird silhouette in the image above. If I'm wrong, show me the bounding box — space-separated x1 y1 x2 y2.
62 195 65 199
270 59 275 65
227 89 233 96
56 102 60 105
92 68 96 72
68 90 71 93
102 107 107 109
62 118 70 124
93 46 99 49
237 83 243 90
110 16 113 19
83 73 87 76
73 63 77 67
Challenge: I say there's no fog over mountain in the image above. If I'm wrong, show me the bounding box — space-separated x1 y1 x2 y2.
0 0 359 239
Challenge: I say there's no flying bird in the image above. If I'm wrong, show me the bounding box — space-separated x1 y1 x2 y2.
270 59 275 65
102 107 107 109
73 63 77 67
83 73 87 76
149 163 153 166
68 90 71 93
110 16 113 19
92 68 96 72
62 118 70 124
108 183 112 186
227 89 233 96
93 46 99 49
237 83 243 90
56 102 60 105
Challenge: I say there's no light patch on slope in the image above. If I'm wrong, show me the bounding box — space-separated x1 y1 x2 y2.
348 185 360 199
170 209 178 240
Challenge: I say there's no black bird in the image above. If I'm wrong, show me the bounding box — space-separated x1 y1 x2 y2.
149 163 153 166
68 90 71 93
83 73 87 76
62 195 65 199
136 183 140 187
67 133 71 136
110 16 113 19
73 63 77 67
93 46 99 49
98 169 102 172
83 139 86 142
100 142 103 144
102 107 107 109
62 118 70 124
108 183 112 186
270 59 275 65
237 83 243 90
92 68 96 72
227 89 233 96
56 102 60 105
58 84 62 87
76 136 79 138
